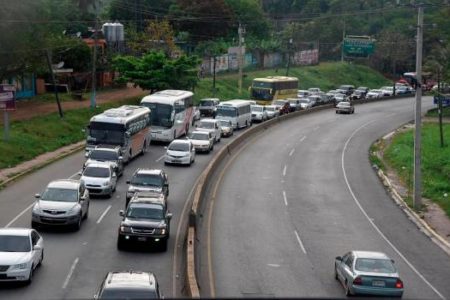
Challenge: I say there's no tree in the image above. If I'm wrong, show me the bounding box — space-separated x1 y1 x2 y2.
113 51 200 93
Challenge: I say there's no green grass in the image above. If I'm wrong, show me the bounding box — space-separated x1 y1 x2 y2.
384 123 450 216
369 140 386 172
0 96 141 170
0 62 390 171
193 61 392 103
426 106 450 118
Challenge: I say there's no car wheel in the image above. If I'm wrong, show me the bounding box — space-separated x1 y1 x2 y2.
26 267 33 285
31 221 39 230
117 237 125 251
38 250 44 267
345 280 353 296
334 267 338 280
73 214 82 231
160 239 168 252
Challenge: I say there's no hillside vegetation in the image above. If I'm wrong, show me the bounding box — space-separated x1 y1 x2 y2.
0 62 389 172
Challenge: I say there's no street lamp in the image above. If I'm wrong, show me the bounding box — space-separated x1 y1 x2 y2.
286 38 293 76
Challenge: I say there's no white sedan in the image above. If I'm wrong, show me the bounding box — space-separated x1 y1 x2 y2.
164 139 196 166
0 228 44 284
189 131 214 153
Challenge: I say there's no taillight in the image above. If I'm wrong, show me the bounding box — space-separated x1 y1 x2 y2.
353 277 363 285
395 279 403 289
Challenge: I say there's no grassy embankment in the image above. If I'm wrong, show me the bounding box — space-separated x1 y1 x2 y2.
378 123 450 217
0 62 390 171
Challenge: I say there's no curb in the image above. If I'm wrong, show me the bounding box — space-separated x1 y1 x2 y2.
375 149 450 257
0 142 85 189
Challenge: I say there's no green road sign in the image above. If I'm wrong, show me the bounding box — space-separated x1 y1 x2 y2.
343 37 375 58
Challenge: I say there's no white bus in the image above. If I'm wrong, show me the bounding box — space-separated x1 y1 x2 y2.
85 105 151 163
215 99 252 129
140 90 194 142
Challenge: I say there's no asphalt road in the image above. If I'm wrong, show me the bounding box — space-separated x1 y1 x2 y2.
203 97 450 299
0 121 243 299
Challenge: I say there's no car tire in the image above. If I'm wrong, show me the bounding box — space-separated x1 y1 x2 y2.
117 237 126 251
73 214 82 231
31 222 39 230
345 280 353 296
334 267 338 280
26 267 33 285
160 239 168 252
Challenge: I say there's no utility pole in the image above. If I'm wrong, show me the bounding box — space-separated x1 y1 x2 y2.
341 20 346 63
45 49 64 118
90 1 99 109
286 38 293 76
413 5 424 210
238 23 245 95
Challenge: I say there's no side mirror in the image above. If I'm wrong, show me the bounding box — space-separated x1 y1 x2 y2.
112 173 117 178
35 193 41 199
167 212 173 219
335 256 342 261
118 156 123 161
84 152 89 158
164 146 168 150
119 210 125 217
33 245 42 251
126 180 130 184
78 171 82 176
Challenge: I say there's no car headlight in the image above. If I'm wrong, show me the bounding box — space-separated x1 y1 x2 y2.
32 204 41 213
120 225 132 233
11 263 28 270
103 181 110 187
67 205 81 215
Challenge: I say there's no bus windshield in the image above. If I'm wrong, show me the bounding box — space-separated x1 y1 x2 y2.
88 122 125 146
216 106 237 117
142 102 173 128
251 88 273 101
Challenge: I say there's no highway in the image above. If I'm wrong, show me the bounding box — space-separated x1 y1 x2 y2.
0 123 244 299
199 96 450 298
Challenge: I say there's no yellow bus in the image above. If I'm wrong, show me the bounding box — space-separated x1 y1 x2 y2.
249 76 299 105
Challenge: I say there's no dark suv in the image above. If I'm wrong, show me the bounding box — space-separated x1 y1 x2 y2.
95 271 162 299
126 169 169 207
117 192 172 251
84 145 124 177
198 98 220 118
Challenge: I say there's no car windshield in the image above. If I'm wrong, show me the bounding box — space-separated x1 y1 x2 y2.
127 204 164 220
339 102 350 107
251 106 263 112
190 132 209 140
274 101 286 106
299 99 310 103
83 166 110 178
198 122 215 129
131 174 162 187
219 120 231 126
168 142 190 152
265 107 275 111
99 288 158 299
0 235 31 252
200 100 214 106
216 106 237 117
89 150 118 161
355 258 396 273
41 187 78 202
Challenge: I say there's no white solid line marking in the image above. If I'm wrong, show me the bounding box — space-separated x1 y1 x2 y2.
342 121 445 300
267 264 280 267
289 148 295 156
156 155 165 162
96 205 112 224
69 170 81 179
62 257 79 289
294 230 307 254
5 203 34 228
300 136 306 142
282 191 288 206
282 165 287 177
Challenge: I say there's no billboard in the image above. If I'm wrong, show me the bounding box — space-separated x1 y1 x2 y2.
343 36 375 58
0 84 16 111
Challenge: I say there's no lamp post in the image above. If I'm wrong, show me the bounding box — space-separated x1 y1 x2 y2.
286 38 293 76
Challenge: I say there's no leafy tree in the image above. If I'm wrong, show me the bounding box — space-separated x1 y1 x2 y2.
113 51 200 93
225 0 271 39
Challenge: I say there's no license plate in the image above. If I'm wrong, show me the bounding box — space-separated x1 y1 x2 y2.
172 160 181 163
372 280 385 287
137 237 147 242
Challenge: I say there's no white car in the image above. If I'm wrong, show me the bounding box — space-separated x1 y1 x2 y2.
80 162 117 198
195 119 221 143
0 228 44 284
380 86 394 96
308 87 322 94
189 130 214 153
297 90 311 98
264 105 279 119
333 93 348 104
251 105 268 122
366 89 384 99
164 139 196 166
298 98 313 110
217 119 234 137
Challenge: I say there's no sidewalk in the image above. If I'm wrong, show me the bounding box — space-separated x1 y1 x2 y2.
1 85 146 123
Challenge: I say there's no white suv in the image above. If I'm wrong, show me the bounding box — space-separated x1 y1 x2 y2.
195 119 221 143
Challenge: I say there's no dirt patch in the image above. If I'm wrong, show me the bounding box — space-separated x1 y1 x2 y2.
374 124 450 243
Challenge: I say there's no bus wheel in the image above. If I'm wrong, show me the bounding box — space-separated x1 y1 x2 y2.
185 124 189 135
141 140 147 155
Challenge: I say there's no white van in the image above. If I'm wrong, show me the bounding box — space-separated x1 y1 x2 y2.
215 99 252 129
